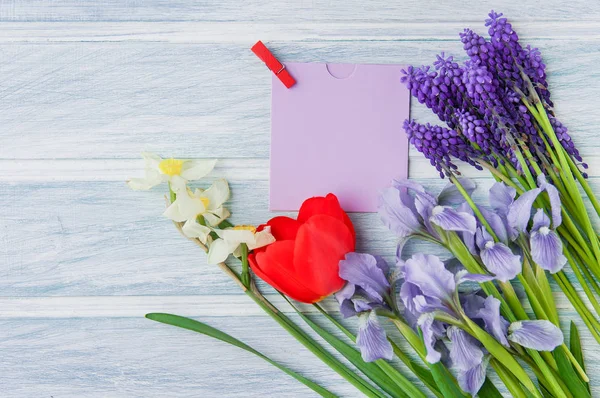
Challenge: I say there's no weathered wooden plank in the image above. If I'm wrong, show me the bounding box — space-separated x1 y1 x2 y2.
1 178 599 297
0 21 600 43
0 0 598 23
0 316 364 397
0 40 597 160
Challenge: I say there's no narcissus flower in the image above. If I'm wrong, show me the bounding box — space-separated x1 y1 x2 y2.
127 152 216 191
207 226 275 264
164 176 231 243
249 194 356 303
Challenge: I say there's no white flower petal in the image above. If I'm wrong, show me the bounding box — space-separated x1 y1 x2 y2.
217 229 256 245
180 159 217 180
182 220 212 243
201 179 230 210
141 152 162 169
126 175 162 190
248 227 276 250
163 200 188 222
204 206 231 226
207 238 237 264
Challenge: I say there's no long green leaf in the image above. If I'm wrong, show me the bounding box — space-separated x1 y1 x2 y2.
146 313 336 398
553 347 590 398
478 378 504 398
428 359 468 398
569 322 587 378
313 304 443 398
293 311 411 397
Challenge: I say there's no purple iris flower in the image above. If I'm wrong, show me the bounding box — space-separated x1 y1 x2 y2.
530 209 567 273
337 253 394 362
476 227 522 282
378 179 477 240
507 175 562 234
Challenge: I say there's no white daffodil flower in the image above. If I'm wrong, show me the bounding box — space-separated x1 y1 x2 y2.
163 176 231 243
127 152 216 191
207 226 276 264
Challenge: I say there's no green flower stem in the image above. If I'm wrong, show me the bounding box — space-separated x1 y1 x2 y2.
239 243 250 287
245 290 384 398
462 317 542 398
491 359 528 398
569 247 600 299
565 151 600 216
552 272 600 343
312 304 444 398
450 175 499 241
564 249 600 316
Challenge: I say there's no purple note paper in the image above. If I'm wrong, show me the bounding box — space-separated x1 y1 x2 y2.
270 63 410 212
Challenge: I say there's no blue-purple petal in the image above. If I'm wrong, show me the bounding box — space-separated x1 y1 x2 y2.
480 241 522 282
456 270 496 284
339 253 390 302
418 313 442 363
430 206 477 233
447 326 484 371
437 178 476 206
378 187 422 238
457 356 490 396
530 228 567 273
477 296 510 347
507 187 542 233
531 208 551 231
481 207 509 244
489 182 516 215
508 320 563 351
404 253 456 302
357 312 393 362
537 175 562 228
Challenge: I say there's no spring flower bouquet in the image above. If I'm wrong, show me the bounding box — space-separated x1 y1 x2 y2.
128 10 597 398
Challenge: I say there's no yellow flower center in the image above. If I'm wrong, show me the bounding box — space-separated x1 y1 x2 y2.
232 225 257 233
200 197 210 208
158 158 184 176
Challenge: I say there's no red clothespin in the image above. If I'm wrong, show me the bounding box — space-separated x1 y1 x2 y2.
251 41 296 88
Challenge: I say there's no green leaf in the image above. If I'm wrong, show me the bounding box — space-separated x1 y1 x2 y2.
569 322 587 378
478 378 504 398
145 313 336 398
293 311 413 398
313 304 442 398
553 346 590 398
428 361 468 398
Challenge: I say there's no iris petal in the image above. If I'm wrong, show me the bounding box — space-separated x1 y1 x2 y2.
457 356 490 396
537 175 562 228
477 296 510 346
378 187 422 238
339 253 390 302
530 228 567 273
480 241 522 282
418 313 442 364
447 326 484 371
508 320 563 351
430 206 477 233
437 178 477 205
404 254 456 302
356 312 393 362
507 187 541 233
489 182 516 215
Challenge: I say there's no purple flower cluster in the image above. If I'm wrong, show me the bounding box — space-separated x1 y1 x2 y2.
403 10 583 178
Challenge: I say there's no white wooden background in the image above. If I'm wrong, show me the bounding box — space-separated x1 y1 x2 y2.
1 1 600 397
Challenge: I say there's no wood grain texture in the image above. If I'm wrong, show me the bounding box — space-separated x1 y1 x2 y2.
1 1 600 396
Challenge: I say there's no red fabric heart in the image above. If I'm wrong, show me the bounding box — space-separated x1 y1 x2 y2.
249 194 355 303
